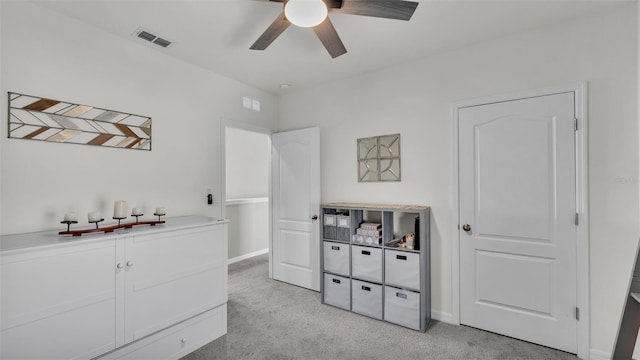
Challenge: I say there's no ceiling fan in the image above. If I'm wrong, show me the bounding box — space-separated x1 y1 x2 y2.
250 0 419 59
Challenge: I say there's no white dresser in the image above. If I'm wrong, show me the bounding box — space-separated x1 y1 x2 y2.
0 215 228 360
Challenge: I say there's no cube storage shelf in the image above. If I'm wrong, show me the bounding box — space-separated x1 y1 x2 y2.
321 202 431 332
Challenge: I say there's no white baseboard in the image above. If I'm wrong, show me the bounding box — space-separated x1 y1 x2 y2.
431 310 454 324
228 248 269 265
589 349 610 360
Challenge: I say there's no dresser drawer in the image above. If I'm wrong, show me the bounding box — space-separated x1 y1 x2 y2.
323 274 350 310
384 250 420 290
351 245 382 283
323 241 350 276
352 280 382 320
384 286 420 330
105 305 226 360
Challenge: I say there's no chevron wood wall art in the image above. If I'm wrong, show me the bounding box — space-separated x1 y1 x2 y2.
8 92 152 150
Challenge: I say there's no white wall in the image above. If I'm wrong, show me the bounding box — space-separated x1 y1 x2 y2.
0 2 278 235
225 127 269 199
225 127 269 259
226 200 269 260
279 4 638 356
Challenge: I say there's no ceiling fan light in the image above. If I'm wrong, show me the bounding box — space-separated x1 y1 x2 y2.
285 0 328 28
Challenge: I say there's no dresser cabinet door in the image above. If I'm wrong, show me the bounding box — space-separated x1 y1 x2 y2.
1 241 117 360
124 225 227 342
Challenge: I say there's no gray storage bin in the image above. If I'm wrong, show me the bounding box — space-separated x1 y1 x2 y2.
323 274 350 310
323 241 350 276
323 214 337 240
385 249 420 290
352 280 382 320
336 215 350 228
336 215 351 241
384 286 421 330
336 227 351 242
351 245 382 283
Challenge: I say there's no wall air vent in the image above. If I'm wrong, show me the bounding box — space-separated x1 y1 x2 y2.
132 27 173 49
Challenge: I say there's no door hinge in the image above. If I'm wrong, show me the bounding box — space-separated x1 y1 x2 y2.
575 213 579 226
574 118 579 131
575 306 580 321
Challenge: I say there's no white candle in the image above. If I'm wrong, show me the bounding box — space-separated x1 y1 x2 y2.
88 211 101 222
155 206 165 215
63 213 77 222
132 207 142 216
114 200 127 218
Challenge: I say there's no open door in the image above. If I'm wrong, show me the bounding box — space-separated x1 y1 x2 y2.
271 127 321 291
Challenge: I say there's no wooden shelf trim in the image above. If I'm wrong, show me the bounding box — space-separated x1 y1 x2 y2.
323 202 428 211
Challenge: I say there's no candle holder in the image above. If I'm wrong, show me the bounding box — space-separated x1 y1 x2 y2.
60 215 165 237
89 218 105 229
154 213 166 222
60 220 78 232
113 217 127 226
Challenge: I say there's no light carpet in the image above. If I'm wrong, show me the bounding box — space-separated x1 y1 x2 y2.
181 254 577 360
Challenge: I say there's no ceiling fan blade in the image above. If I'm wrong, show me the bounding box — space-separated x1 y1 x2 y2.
250 12 291 50
313 17 347 59
322 0 343 8
330 0 418 21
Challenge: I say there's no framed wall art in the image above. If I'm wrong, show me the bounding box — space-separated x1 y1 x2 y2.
8 92 151 150
357 133 401 182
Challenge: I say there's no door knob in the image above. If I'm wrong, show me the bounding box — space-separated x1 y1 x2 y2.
462 224 472 232
311 214 318 221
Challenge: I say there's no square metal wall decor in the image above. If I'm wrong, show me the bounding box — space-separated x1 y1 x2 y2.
357 133 401 182
8 92 151 150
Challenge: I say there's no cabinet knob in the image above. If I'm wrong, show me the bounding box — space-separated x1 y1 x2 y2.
181 338 187 345
126 260 134 267
116 262 124 269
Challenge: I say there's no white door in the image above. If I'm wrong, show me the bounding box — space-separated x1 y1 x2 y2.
458 92 577 353
271 127 321 291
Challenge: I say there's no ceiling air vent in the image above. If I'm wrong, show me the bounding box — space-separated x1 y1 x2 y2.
152 37 171 48
133 27 173 49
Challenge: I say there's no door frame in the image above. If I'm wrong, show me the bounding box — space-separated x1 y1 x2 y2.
219 119 274 277
450 83 589 358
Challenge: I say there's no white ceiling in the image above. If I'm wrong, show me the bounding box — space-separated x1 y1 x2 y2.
34 0 629 95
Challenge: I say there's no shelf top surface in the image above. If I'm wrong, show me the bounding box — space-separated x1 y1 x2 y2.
323 203 429 211
1 215 228 253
